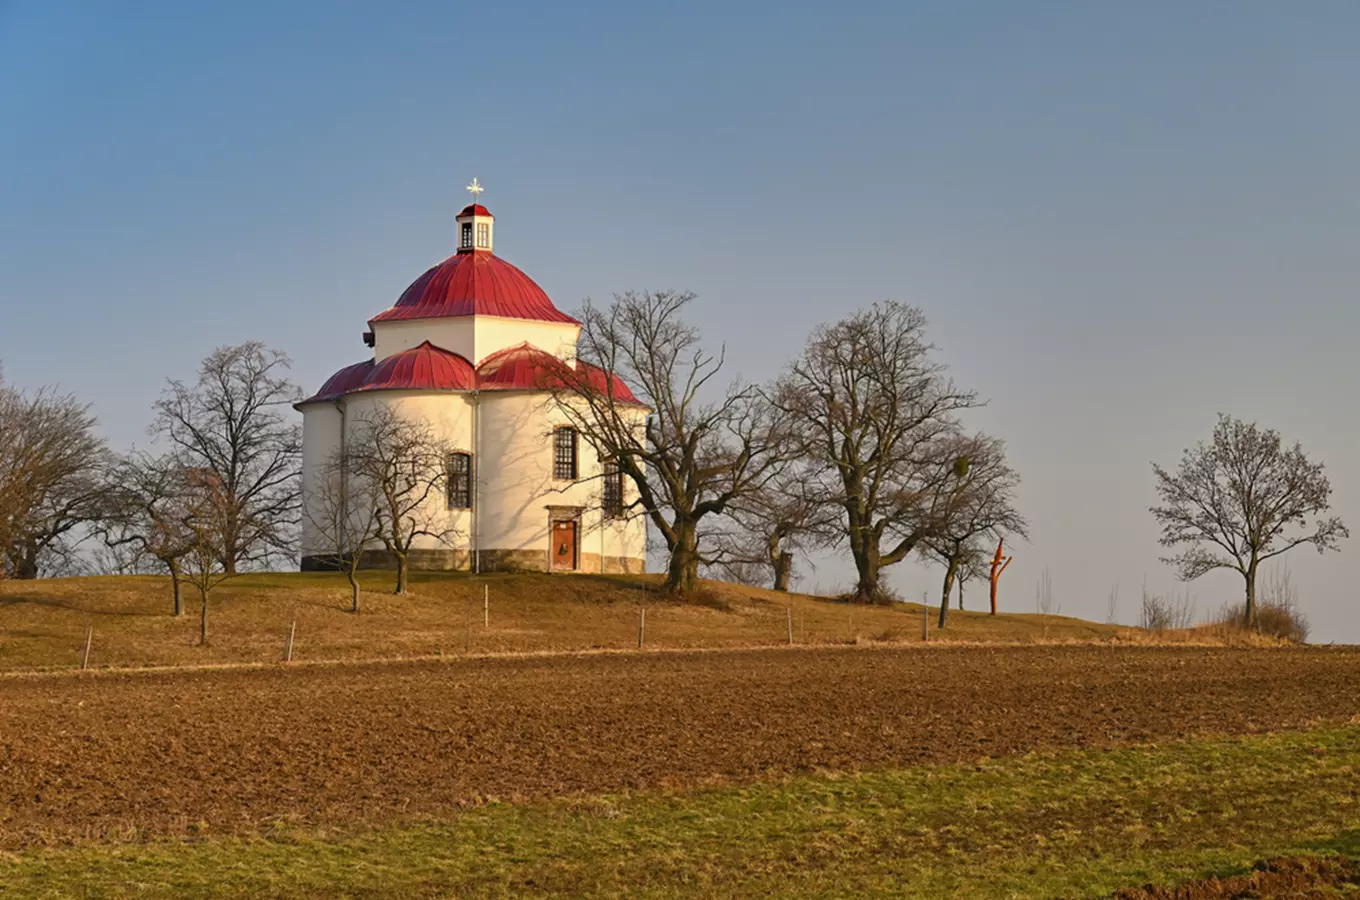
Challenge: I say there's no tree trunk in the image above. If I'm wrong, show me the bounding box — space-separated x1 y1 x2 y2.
16 542 39 580
957 576 965 610
773 551 793 592
1244 560 1258 628
938 556 960 629
394 553 409 595
349 573 361 613
851 540 882 603
198 588 209 646
169 560 184 617
664 523 700 597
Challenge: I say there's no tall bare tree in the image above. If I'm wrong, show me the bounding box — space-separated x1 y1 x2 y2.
551 290 789 597
773 302 980 602
305 447 383 612
0 371 108 579
345 406 454 595
1151 414 1347 625
96 452 198 615
921 434 1027 628
153 342 301 574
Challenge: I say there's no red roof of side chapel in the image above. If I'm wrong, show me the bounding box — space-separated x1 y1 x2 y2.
301 342 643 406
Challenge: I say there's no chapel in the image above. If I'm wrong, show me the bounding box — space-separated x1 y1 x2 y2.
297 181 648 574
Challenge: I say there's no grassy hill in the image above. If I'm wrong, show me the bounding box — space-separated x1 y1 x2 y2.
0 570 1127 672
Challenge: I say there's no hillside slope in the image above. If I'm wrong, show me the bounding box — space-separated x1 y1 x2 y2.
0 570 1121 671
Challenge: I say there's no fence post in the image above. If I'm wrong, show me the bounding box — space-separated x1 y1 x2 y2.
786 606 794 645
285 620 296 662
483 584 489 628
465 624 471 653
80 626 92 670
638 607 646 649
922 593 929 642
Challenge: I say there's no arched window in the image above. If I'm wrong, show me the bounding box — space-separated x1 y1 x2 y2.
553 427 578 480
447 452 472 509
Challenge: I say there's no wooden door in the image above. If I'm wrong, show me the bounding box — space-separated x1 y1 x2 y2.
552 520 577 570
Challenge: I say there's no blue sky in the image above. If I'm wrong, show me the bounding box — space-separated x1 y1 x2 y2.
3 2 1358 637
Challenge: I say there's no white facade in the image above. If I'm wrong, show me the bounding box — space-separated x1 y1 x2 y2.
370 316 580 366
297 197 647 575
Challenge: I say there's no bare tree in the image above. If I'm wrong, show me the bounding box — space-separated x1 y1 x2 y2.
711 463 836 592
774 302 981 602
305 447 383 612
345 406 454 595
153 342 302 574
0 372 108 579
1151 414 1347 626
180 469 235 646
551 291 789 597
920 434 1027 628
953 542 987 610
96 452 199 615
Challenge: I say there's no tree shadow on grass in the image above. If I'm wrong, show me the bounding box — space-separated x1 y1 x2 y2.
0 594 161 617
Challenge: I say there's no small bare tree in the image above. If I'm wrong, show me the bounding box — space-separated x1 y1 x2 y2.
97 452 198 615
711 463 836 592
550 291 789 597
774 302 981 602
953 542 987 610
1105 584 1120 625
345 406 454 595
180 469 235 646
305 448 383 612
921 434 1027 628
0 371 108 579
1035 566 1058 616
153 342 302 574
1151 414 1347 626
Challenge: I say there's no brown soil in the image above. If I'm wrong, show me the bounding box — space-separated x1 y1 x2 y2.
0 645 1356 847
1112 855 1360 898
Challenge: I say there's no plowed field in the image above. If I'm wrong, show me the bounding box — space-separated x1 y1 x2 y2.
1 645 1357 847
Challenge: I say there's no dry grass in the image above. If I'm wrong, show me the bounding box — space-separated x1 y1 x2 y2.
0 570 1123 671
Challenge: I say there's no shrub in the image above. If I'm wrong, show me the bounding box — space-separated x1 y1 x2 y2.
1139 588 1195 633
1214 565 1309 642
1214 601 1309 642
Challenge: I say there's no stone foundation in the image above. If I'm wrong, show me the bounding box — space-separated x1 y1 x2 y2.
580 552 647 575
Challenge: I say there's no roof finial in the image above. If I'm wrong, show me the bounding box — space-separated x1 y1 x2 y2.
466 177 485 204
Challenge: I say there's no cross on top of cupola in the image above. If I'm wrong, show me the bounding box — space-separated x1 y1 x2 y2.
456 177 494 254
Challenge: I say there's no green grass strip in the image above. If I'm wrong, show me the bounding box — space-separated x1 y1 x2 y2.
3 726 1359 898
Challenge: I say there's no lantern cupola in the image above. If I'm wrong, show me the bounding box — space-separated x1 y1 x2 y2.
456 177 494 254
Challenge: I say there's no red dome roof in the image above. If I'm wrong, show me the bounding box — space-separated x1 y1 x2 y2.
458 203 492 217
476 343 643 405
369 252 579 325
350 341 476 394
